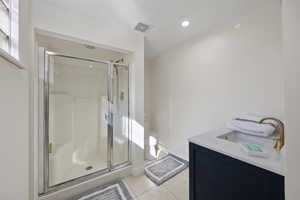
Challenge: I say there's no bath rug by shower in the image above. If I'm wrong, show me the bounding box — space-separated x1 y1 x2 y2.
68 180 134 200
145 154 188 185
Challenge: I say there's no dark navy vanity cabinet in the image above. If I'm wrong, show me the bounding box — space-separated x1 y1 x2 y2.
189 143 285 200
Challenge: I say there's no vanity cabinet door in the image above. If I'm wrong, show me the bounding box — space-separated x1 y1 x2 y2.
270 172 285 200
189 143 284 200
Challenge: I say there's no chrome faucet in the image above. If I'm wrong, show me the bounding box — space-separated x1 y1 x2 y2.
259 117 284 151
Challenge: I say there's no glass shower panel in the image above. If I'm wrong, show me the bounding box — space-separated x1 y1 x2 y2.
112 64 130 166
48 56 109 186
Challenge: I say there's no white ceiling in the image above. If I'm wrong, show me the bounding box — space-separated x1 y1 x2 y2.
40 0 268 59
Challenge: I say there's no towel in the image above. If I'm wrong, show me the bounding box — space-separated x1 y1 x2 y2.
226 114 278 137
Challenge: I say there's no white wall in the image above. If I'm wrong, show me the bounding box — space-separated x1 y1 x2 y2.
148 0 284 159
282 0 300 199
0 59 29 199
37 34 125 63
0 0 32 200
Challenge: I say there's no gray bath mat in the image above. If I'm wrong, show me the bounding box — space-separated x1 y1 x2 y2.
145 154 188 185
69 180 134 200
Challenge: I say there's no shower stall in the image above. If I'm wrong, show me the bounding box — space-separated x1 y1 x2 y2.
38 48 131 194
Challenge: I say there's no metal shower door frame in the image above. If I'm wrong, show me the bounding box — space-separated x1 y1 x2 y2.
38 48 131 195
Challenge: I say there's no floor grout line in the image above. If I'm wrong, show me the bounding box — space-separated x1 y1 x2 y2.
161 185 180 200
164 185 181 200
123 177 158 199
134 184 158 198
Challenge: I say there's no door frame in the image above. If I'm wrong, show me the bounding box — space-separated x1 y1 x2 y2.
38 48 131 195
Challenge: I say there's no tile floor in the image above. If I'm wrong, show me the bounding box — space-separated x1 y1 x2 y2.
123 163 189 200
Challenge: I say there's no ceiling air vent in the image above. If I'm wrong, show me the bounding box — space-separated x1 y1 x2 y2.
134 22 150 33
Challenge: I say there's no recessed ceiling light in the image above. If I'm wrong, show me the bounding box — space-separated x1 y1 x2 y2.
234 24 241 29
181 20 190 28
89 65 93 69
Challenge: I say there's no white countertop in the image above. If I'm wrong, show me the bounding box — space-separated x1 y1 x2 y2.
188 128 285 176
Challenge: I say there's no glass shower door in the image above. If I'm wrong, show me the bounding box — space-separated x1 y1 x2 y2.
111 64 130 167
38 49 131 194
46 54 109 187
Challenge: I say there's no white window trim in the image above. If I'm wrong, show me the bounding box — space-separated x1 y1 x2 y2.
0 47 25 69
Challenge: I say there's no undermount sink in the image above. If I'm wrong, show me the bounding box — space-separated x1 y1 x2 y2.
217 131 276 149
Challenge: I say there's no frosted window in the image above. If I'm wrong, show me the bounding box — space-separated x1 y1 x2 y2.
0 0 18 59
0 0 10 36
0 31 9 52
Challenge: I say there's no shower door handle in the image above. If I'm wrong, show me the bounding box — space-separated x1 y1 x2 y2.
48 143 53 154
105 112 113 126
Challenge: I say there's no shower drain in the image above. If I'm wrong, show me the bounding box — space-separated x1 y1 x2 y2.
85 166 93 171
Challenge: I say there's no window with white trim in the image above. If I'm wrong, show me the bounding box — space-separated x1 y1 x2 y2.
0 0 19 59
